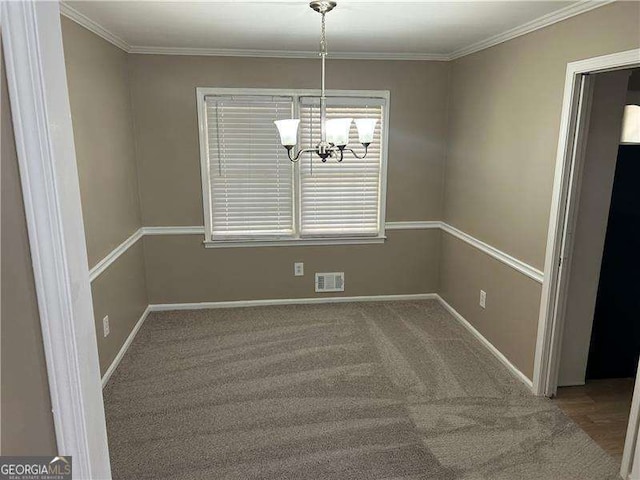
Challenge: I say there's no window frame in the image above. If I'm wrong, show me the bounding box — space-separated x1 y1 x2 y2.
196 87 390 248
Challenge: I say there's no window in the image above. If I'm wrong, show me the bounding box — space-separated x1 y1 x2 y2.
197 88 389 247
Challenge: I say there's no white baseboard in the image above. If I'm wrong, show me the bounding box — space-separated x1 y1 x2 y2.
101 305 151 388
434 294 534 391
149 293 438 311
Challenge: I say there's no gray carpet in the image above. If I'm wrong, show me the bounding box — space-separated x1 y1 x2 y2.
103 301 620 479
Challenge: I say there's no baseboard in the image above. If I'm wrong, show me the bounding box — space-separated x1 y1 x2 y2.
101 305 151 388
434 294 534 391
149 293 438 311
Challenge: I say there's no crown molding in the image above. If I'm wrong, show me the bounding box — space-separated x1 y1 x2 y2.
60 1 615 61
59 2 130 52
448 0 617 60
128 45 450 61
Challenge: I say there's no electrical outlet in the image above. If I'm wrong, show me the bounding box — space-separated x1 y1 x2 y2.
103 315 110 337
479 290 486 309
294 262 304 276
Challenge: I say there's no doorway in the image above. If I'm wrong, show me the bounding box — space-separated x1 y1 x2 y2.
538 61 640 477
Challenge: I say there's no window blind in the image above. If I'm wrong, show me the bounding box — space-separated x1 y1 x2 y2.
299 98 384 236
205 96 295 238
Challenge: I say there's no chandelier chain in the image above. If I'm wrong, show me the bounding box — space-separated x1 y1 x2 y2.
320 12 327 55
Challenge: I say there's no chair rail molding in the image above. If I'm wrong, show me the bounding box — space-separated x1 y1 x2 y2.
89 229 144 281
88 222 545 288
440 223 544 284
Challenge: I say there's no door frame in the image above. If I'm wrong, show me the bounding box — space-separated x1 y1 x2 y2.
532 48 640 478
2 2 111 477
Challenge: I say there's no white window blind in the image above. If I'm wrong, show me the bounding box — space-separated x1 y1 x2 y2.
299 98 384 236
205 96 295 238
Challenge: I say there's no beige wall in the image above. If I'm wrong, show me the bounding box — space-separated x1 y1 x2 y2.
445 1 640 268
62 17 148 375
62 16 141 267
558 71 630 386
440 1 640 380
129 55 449 302
130 56 449 225
439 233 542 378
1 50 57 455
145 230 439 304
91 242 148 374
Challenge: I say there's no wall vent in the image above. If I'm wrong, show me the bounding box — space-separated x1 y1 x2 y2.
315 272 345 292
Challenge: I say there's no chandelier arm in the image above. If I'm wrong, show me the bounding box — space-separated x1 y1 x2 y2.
285 146 317 163
341 144 370 160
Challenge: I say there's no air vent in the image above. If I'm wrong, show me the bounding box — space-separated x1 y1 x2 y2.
315 272 345 293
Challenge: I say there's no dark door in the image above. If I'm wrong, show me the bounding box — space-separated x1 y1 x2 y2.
586 145 640 379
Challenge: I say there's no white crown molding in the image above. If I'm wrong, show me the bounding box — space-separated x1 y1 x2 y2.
448 0 617 60
59 1 615 61
128 45 451 61
89 228 144 282
59 1 130 52
435 294 533 390
101 305 151 388
441 223 544 284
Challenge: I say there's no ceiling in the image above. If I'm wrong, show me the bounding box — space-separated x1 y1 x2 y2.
63 1 611 60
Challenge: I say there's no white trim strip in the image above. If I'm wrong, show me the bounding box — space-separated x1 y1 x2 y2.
149 293 438 312
441 223 544 284
385 221 441 230
448 1 616 60
435 294 534 391
89 229 143 282
59 0 613 62
59 2 129 52
101 306 151 388
89 222 545 285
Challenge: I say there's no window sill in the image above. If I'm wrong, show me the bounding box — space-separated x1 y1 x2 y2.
203 236 387 248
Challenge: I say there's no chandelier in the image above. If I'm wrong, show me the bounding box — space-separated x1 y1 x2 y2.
274 1 378 163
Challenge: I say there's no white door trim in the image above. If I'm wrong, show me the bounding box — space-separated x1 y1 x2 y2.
623 361 640 479
2 2 111 478
533 48 640 395
532 47 639 479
